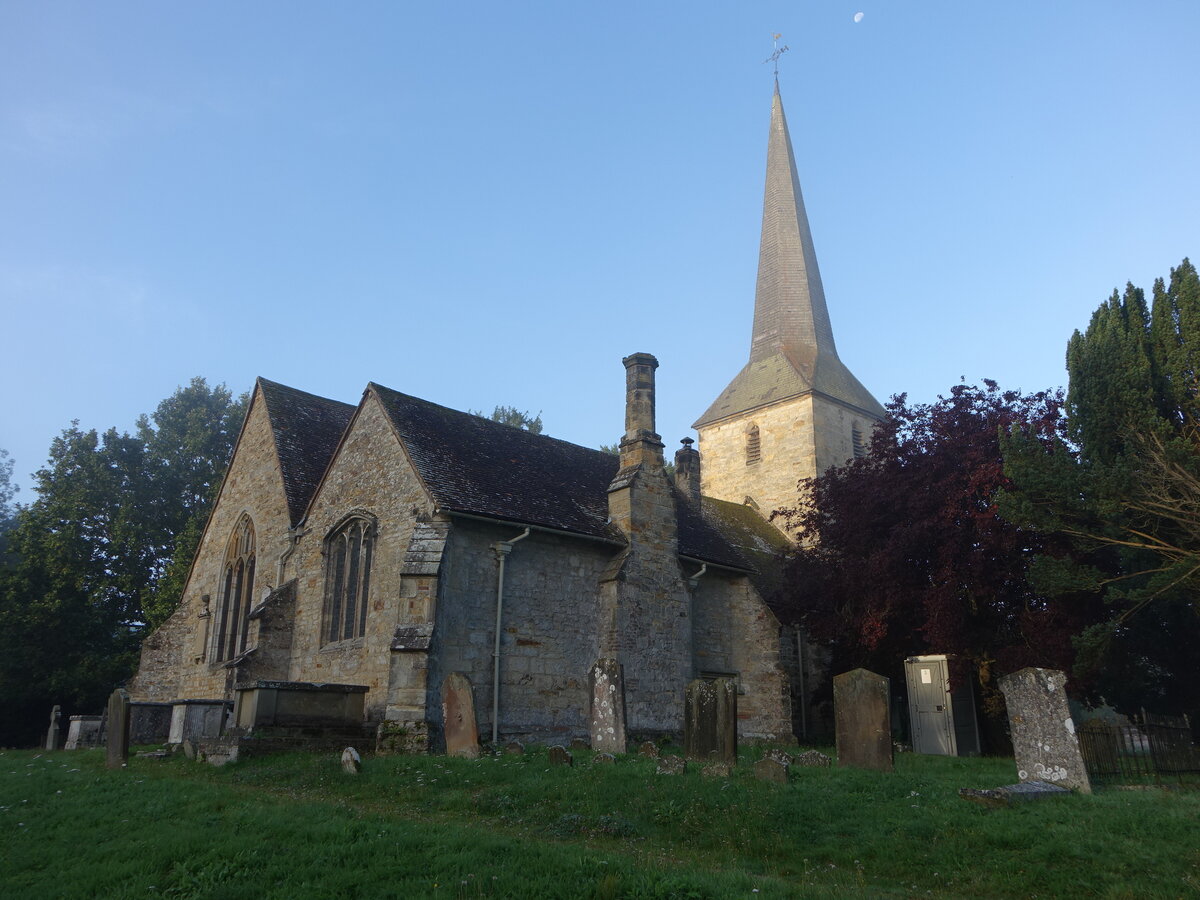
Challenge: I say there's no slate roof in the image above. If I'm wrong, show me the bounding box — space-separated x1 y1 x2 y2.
257 378 356 525
699 497 792 603
369 382 754 570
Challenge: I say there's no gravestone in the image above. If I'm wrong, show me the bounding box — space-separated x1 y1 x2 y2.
959 780 1070 809
998 667 1091 793
588 657 628 754
341 746 362 775
441 673 480 759
656 755 686 775
764 748 793 767
106 688 131 769
701 761 732 778
548 745 573 767
637 741 659 759
795 750 832 768
754 756 789 784
833 669 893 772
45 706 62 751
593 752 616 765
569 737 589 752
65 715 102 750
503 740 525 756
683 678 737 764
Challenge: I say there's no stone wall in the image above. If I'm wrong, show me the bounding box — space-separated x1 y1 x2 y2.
696 393 880 534
129 387 294 703
429 518 612 744
285 392 436 722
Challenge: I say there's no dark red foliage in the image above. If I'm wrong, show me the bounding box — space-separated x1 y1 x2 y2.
775 382 1097 718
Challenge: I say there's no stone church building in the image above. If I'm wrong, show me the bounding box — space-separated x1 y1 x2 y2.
128 81 883 747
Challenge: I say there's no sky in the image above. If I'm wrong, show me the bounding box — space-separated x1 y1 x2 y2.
3 1 1198 497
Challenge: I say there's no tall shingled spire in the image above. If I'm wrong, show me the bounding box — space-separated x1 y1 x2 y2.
694 82 884 428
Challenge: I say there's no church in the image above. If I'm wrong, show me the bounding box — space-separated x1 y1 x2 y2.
128 80 884 748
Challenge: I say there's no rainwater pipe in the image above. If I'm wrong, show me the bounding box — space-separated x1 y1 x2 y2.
492 527 531 744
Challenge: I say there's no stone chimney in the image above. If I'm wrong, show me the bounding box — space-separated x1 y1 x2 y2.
618 353 664 470
673 438 701 504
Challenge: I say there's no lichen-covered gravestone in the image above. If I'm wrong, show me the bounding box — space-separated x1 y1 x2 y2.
588 657 627 754
998 667 1091 793
656 755 686 775
833 668 893 772
106 688 131 770
341 746 362 774
441 672 480 759
683 677 737 764
548 745 573 767
754 756 789 784
45 705 62 751
638 741 659 759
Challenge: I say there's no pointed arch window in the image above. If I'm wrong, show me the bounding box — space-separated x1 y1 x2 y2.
325 515 375 644
213 516 255 662
745 423 761 465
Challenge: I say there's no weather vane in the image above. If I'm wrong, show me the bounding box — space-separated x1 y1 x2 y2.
764 33 789 77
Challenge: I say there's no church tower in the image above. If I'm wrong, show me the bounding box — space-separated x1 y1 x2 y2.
694 81 885 527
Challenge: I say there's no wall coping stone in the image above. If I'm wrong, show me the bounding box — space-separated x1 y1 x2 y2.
234 680 369 694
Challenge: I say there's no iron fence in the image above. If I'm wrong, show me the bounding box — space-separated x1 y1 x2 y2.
1078 710 1199 787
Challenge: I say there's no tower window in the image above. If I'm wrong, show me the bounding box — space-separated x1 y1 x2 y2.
745 424 761 465
213 516 255 662
852 424 869 459
325 515 375 644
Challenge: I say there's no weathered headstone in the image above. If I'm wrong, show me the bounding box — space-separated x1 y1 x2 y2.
754 756 789 784
65 715 102 750
795 749 832 768
701 761 733 778
503 740 525 756
593 752 616 765
569 737 590 752
764 748 793 767
588 657 628 755
959 780 1070 809
683 678 737 764
45 706 62 751
833 668 893 772
656 755 686 775
441 673 480 759
637 740 659 759
106 688 131 769
341 746 362 775
548 745 573 767
999 667 1091 793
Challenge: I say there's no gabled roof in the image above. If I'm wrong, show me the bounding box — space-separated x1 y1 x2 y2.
368 382 753 570
257 378 356 525
695 81 884 427
699 496 792 602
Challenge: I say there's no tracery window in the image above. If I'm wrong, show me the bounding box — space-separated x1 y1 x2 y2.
325 515 375 644
745 423 761 465
213 516 255 662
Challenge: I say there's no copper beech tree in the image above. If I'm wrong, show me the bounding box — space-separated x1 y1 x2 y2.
774 382 1099 734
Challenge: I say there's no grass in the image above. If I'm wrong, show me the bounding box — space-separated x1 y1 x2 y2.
1 744 1198 899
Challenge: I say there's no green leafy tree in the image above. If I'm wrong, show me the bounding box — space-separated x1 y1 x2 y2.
471 405 543 434
0 379 245 745
1000 259 1200 723
0 449 17 562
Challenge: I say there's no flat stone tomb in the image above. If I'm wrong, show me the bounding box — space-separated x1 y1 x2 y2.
441 672 480 759
683 677 737 764
169 700 231 745
999 667 1091 793
833 668 894 772
65 715 102 750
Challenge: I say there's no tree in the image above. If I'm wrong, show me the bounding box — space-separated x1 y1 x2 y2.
471 405 543 434
0 448 17 563
0 379 246 745
1000 259 1200 723
776 382 1088 738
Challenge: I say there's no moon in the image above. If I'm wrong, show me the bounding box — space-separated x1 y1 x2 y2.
854 11 864 23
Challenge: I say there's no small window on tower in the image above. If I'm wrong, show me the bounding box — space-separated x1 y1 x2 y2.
852 424 868 459
745 424 761 465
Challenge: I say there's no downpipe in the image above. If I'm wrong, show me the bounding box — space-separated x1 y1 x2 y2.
492 527 531 744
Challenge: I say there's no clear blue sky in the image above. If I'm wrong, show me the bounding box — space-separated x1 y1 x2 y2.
3 2 1198 496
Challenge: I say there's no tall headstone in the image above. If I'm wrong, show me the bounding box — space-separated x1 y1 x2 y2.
998 667 1091 793
589 657 628 754
833 668 893 772
45 705 62 751
441 672 480 759
683 678 738 764
106 688 131 769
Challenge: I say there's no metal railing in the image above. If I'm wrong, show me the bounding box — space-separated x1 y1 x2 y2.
1077 710 1199 787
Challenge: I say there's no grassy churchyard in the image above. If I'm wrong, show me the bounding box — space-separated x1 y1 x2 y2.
1 744 1197 899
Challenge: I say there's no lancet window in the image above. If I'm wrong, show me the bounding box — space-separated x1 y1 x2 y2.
325 515 375 644
745 423 761 465
213 515 255 662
